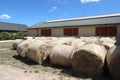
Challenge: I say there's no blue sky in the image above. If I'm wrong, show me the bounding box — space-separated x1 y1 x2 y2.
0 0 120 26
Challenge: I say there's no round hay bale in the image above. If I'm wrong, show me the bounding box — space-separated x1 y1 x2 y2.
27 40 52 64
80 37 100 44
71 39 86 50
72 43 107 75
100 37 116 44
58 37 75 45
16 39 35 57
23 36 35 40
12 39 23 50
50 39 68 45
50 44 74 67
107 46 120 79
102 42 114 50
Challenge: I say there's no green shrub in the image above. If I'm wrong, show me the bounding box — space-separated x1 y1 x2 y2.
14 32 27 39
0 32 11 40
0 31 27 40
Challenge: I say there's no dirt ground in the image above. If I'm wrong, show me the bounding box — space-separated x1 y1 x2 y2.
0 42 113 80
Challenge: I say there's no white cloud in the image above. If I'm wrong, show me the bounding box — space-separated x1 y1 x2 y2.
0 14 11 19
80 0 100 3
49 6 57 12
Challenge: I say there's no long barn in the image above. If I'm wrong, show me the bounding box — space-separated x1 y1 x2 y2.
28 13 120 37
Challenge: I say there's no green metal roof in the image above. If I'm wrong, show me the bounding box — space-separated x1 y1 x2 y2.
0 22 27 31
30 13 120 29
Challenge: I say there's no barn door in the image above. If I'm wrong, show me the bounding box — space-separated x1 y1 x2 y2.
96 27 106 36
64 28 78 36
96 26 117 36
106 26 117 36
72 28 78 36
41 29 51 36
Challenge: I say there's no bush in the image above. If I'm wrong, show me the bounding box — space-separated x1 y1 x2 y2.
0 31 27 40
15 32 27 39
0 32 11 40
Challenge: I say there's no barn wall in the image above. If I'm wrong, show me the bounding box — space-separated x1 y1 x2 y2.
117 25 120 36
38 29 41 36
28 29 37 36
28 24 119 37
52 28 63 37
78 26 95 36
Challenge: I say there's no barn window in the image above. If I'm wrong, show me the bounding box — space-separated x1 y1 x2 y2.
96 26 117 36
41 29 51 36
64 28 78 36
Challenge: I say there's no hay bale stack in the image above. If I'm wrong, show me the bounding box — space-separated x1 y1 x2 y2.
80 37 100 44
39 43 53 63
17 39 35 57
71 39 86 50
12 39 23 50
102 43 115 50
23 36 35 40
72 43 107 75
100 37 116 50
107 46 120 79
49 39 68 45
59 37 75 45
50 44 74 67
27 41 52 64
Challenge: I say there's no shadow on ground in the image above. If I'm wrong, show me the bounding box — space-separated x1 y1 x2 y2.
13 55 37 65
13 55 113 80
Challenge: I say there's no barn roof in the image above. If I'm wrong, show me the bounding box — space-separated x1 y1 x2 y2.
0 22 27 31
30 13 120 29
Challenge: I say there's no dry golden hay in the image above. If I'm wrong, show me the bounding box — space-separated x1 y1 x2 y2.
50 44 74 67
49 39 68 45
107 46 120 79
72 43 107 75
12 39 23 50
102 43 115 50
100 37 116 44
23 36 35 40
71 39 86 51
100 37 116 50
58 37 76 45
80 37 100 44
27 40 52 64
16 39 35 57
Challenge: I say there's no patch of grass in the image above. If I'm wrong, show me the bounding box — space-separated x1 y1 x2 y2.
0 42 12 49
